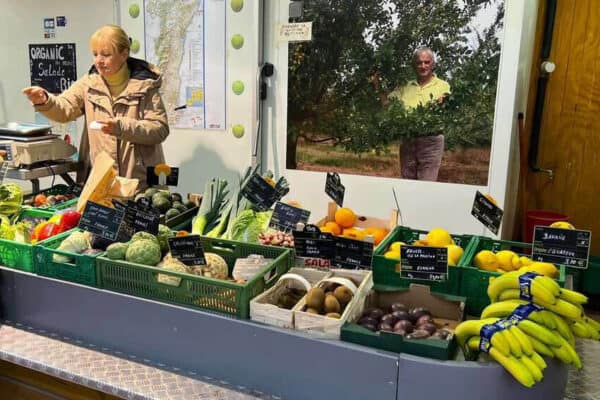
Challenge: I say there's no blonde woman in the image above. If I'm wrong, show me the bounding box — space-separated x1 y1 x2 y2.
23 25 169 188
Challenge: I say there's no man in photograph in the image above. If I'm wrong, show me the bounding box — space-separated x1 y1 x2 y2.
389 47 451 181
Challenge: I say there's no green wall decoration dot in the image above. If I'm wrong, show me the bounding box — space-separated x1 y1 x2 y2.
129 3 140 18
232 124 245 138
232 81 245 95
130 39 141 54
231 34 244 49
231 0 244 12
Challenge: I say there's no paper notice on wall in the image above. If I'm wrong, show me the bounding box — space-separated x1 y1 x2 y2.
279 22 312 42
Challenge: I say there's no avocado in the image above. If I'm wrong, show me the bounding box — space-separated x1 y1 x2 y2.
184 200 197 209
144 187 159 199
170 192 183 203
165 208 181 220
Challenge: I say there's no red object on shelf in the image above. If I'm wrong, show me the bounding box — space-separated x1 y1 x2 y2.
523 210 569 243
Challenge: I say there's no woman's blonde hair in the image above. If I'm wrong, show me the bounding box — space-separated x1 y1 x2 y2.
89 25 130 54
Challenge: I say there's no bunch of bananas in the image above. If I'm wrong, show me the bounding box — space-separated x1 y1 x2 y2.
456 271 600 388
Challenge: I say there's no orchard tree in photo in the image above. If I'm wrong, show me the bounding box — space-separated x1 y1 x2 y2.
287 0 504 169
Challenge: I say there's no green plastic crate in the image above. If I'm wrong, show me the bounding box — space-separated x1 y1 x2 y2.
97 237 294 318
459 236 566 317
582 255 600 295
24 184 79 211
372 226 473 296
0 208 54 272
34 229 99 286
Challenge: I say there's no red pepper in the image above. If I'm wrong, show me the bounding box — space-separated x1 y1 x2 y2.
58 210 81 232
38 223 61 241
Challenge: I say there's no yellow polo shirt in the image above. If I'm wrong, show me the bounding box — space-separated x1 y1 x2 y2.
389 76 450 110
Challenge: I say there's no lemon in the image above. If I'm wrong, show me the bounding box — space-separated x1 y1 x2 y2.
522 261 558 278
474 250 499 272
389 241 405 252
425 228 453 247
384 250 400 260
496 250 521 271
446 244 464 266
550 221 575 230
519 256 532 266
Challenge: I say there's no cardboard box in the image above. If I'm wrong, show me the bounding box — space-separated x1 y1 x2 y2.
293 268 373 339
340 284 465 360
250 267 331 329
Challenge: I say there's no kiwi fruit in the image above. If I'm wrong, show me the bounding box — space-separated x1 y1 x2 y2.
306 287 325 311
333 286 353 305
306 307 320 314
326 312 341 319
324 294 341 314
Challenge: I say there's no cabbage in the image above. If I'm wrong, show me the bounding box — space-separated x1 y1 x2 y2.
0 184 22 215
229 210 272 243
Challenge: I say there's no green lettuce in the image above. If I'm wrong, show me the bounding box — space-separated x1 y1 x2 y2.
0 184 22 215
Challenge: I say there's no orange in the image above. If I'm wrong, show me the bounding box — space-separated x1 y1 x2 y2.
334 207 356 228
324 221 342 235
364 227 388 245
319 225 336 234
342 228 365 241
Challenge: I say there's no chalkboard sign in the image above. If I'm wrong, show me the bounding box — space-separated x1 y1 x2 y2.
269 202 310 232
78 201 125 241
123 203 160 236
146 166 179 186
293 229 335 260
471 191 503 235
168 235 206 266
332 236 374 269
532 226 591 269
65 183 83 196
241 173 278 211
29 43 77 94
400 245 448 281
325 172 345 207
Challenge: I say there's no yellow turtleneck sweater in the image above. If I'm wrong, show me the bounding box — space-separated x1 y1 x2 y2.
104 62 130 98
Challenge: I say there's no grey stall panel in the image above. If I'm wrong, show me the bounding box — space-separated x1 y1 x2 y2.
0 268 398 400
397 352 568 400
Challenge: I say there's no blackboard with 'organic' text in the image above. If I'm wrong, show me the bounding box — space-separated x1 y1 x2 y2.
29 43 77 94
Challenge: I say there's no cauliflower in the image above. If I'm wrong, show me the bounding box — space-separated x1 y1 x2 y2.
52 231 92 262
157 254 191 286
125 239 161 266
105 242 129 260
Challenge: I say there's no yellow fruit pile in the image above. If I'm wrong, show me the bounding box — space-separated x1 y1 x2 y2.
383 227 464 266
473 249 559 278
456 271 599 388
319 207 389 245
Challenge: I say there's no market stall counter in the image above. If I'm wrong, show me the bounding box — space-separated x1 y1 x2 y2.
0 267 568 400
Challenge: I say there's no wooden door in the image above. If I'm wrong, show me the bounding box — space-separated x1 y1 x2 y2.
521 0 600 254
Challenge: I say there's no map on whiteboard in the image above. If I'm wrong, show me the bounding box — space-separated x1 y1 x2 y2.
144 0 226 130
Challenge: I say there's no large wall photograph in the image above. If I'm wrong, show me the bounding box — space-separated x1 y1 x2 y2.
286 0 504 185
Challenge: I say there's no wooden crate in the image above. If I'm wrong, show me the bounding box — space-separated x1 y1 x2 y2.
315 202 398 247
293 269 373 339
250 268 331 329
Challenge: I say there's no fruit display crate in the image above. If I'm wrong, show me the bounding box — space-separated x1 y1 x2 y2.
371 226 473 296
459 236 566 317
582 255 600 295
0 208 54 272
341 285 465 360
34 229 99 287
24 184 79 211
96 237 294 318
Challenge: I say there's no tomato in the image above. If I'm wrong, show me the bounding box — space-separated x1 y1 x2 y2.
34 194 47 207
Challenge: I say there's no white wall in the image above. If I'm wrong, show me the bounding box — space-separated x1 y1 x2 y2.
262 1 539 237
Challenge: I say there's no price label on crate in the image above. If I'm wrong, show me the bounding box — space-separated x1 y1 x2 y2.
124 202 160 235
78 201 125 241
399 245 448 281
241 173 279 211
168 235 206 266
332 236 374 269
471 191 503 235
269 201 310 232
293 229 335 262
325 172 345 207
532 226 591 269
